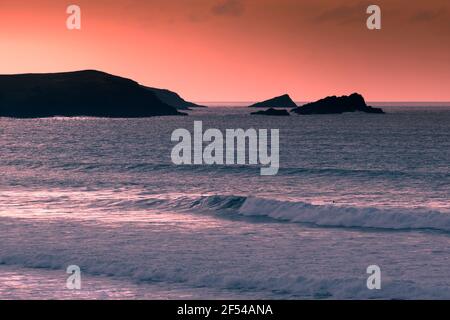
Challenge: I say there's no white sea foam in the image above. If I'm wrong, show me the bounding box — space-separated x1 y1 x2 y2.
167 195 450 232
0 218 448 300
229 197 450 232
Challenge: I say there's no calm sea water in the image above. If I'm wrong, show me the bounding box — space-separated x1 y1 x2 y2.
0 106 449 299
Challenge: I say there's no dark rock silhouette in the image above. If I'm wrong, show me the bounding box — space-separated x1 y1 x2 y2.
251 108 290 116
0 70 186 118
145 87 207 110
248 94 298 108
292 93 385 115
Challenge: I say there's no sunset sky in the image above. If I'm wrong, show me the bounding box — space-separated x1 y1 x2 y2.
1 0 449 102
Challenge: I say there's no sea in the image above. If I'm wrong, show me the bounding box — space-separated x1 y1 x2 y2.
0 104 449 299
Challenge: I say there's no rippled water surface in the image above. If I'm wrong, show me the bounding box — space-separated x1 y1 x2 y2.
0 106 449 299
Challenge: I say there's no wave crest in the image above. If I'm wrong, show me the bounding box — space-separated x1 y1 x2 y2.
184 195 450 233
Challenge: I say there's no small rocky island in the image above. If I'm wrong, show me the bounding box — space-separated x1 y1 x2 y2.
251 108 290 116
0 70 191 118
292 93 384 114
248 94 298 108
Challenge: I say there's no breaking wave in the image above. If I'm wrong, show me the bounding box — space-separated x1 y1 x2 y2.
179 195 450 233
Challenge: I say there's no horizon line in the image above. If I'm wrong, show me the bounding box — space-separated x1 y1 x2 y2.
196 101 450 105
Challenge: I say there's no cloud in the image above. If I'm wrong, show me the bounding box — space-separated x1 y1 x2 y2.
313 1 373 26
408 6 450 35
410 8 447 23
211 0 244 17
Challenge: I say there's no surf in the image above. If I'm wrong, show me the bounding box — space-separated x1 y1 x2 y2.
169 195 450 233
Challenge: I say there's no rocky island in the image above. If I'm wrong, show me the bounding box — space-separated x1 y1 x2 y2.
0 70 189 118
292 93 384 114
248 94 298 108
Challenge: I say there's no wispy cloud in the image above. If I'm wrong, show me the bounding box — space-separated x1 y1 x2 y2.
211 0 245 17
410 8 447 23
314 2 369 26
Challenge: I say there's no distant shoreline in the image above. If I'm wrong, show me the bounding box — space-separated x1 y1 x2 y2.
198 102 450 108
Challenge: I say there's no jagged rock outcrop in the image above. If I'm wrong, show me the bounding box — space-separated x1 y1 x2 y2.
145 87 207 110
248 94 297 108
292 93 384 114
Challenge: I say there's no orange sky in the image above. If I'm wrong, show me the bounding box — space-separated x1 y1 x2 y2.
1 0 449 102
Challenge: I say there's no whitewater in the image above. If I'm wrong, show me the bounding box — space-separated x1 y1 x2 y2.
0 106 449 299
